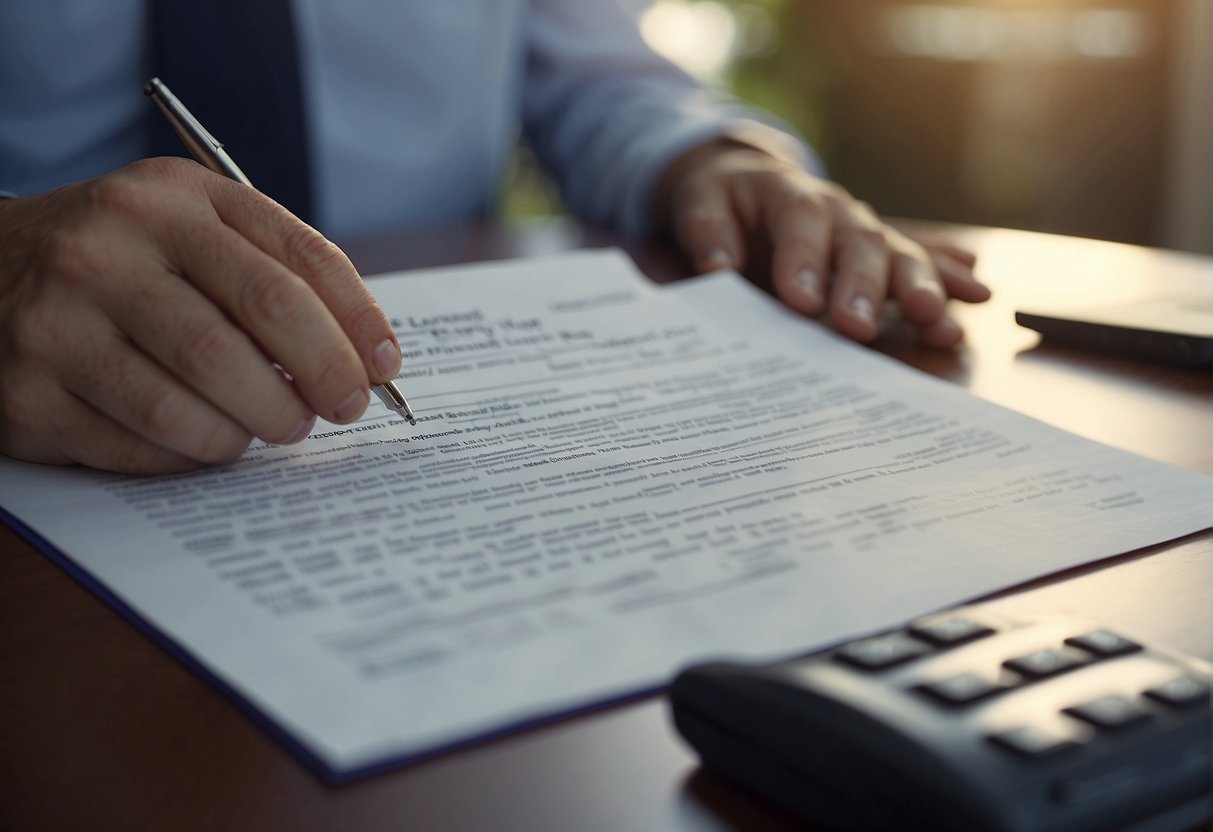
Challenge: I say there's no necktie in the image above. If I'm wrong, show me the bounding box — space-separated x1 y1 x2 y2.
146 0 314 224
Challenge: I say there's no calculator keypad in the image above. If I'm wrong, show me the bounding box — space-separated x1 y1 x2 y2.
1003 646 1092 679
1143 675 1210 708
918 672 1006 706
1064 630 1143 658
674 606 1212 832
833 633 932 670
1063 695 1152 731
909 616 995 647
988 725 1080 758
834 617 1213 766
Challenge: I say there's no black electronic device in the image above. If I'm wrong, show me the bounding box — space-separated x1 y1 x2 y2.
1015 297 1213 365
671 608 1211 832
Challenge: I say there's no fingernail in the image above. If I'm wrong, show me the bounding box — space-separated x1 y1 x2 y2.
704 249 734 271
334 388 369 422
850 295 876 326
283 415 316 445
794 269 823 304
372 338 401 378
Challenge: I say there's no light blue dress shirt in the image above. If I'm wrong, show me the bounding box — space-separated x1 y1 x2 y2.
0 0 817 238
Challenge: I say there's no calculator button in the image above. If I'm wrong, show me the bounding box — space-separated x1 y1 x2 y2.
1143 675 1211 708
908 616 995 647
1063 630 1142 658
988 725 1079 758
1003 646 1091 679
834 634 931 670
1064 695 1151 731
917 672 1006 706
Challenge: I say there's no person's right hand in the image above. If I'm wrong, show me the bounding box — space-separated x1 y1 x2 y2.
0 158 403 474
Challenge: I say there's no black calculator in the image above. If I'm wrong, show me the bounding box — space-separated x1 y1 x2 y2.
670 608 1211 832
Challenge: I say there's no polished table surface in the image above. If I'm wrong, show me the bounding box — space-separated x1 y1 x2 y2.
2 220 1209 831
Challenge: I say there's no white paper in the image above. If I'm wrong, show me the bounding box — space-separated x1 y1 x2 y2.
1 250 1208 775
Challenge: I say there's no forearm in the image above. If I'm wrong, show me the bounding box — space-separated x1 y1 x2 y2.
521 0 821 235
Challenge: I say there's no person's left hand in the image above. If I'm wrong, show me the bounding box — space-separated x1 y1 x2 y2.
655 140 991 348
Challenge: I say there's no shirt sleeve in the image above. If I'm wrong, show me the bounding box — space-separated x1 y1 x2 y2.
521 0 826 236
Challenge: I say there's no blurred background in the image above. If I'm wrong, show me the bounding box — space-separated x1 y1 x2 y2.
508 0 1212 254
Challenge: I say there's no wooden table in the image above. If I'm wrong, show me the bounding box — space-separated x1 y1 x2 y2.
2 220 1209 831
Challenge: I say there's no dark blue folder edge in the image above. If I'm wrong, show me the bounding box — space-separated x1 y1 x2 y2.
0 503 667 785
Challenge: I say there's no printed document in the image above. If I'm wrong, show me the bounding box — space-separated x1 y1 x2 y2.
1 250 1208 778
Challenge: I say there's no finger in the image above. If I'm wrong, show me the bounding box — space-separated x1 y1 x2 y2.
925 240 978 267
888 248 947 326
162 217 372 425
103 247 318 445
931 250 992 303
60 325 265 464
766 187 833 316
34 386 201 474
200 178 403 384
829 205 891 342
671 176 746 274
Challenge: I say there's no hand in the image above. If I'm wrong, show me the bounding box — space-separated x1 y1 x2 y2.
655 141 991 346
0 158 402 473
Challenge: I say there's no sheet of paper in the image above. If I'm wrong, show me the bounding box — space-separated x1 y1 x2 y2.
1 249 1208 778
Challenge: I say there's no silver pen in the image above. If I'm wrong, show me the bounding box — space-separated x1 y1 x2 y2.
144 76 417 426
